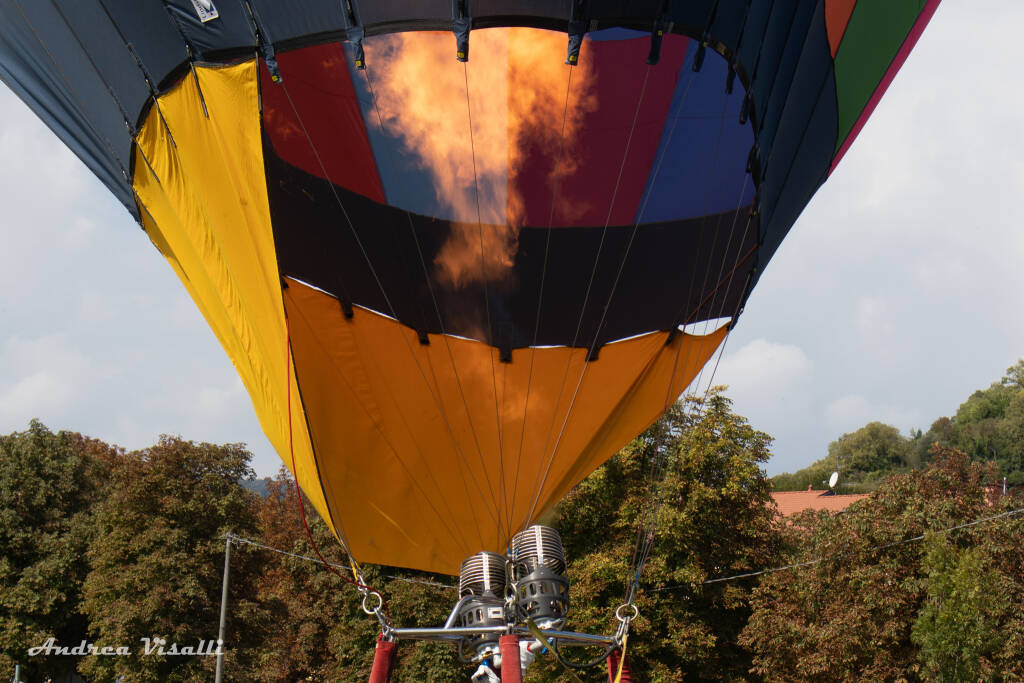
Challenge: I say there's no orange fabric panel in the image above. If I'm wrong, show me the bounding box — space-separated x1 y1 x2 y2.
826 0 859 56
131 62 335 540
284 278 727 574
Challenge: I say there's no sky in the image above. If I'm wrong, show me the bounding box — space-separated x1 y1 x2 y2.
1 1 1022 479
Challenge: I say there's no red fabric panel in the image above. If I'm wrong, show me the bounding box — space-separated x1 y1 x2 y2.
826 0 858 56
499 635 522 683
510 36 688 227
607 649 634 682
260 44 386 203
368 637 397 683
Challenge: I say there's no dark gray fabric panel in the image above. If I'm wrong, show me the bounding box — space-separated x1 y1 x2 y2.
51 0 151 132
472 0 571 23
736 0 774 84
357 0 451 28
162 0 256 59
248 0 348 46
95 0 188 93
755 0 816 159
757 68 834 271
0 2 136 215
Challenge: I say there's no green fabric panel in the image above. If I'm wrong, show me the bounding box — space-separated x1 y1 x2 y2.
833 0 925 152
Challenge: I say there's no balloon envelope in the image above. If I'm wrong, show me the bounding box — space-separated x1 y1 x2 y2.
0 0 939 573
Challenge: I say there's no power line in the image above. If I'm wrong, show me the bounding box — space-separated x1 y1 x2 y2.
651 504 1024 591
226 533 456 591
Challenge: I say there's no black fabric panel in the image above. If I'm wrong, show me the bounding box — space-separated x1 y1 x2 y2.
0 2 136 216
266 135 755 351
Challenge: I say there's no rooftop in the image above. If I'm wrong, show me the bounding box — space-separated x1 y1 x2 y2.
771 487 869 517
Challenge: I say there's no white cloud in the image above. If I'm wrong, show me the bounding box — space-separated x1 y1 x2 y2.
825 394 923 438
0 333 95 425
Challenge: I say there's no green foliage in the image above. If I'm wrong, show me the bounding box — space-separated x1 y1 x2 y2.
742 447 1024 681
0 421 113 681
539 389 779 682
911 535 1002 682
946 361 1024 481
78 436 263 682
773 422 911 492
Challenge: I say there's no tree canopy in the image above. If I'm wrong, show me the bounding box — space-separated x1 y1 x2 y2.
742 448 1024 680
773 359 1024 491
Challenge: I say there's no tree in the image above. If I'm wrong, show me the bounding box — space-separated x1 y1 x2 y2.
911 535 1001 681
742 447 1024 681
773 422 911 492
240 467 462 681
79 437 264 682
531 389 779 682
0 422 114 681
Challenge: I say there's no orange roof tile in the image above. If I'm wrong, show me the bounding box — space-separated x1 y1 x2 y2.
771 489 869 517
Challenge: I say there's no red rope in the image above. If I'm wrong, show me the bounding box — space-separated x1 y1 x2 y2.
284 314 391 625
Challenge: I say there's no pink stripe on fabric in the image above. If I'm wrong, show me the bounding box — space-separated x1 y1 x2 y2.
829 0 942 175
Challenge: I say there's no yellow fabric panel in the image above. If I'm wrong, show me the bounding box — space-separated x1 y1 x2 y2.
284 278 727 575
131 62 335 539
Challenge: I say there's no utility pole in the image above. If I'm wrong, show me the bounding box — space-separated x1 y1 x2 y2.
214 534 233 683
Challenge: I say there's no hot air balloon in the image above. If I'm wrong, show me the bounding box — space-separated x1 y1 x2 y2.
0 0 940 674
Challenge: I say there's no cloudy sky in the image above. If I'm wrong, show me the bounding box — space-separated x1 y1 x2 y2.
1 1 1021 478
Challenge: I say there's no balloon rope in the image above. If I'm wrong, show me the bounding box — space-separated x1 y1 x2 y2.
284 316 391 627
280 71 498 547
361 66 497 550
626 64 753 595
462 60 509 546
522 64 655 526
508 64 576 536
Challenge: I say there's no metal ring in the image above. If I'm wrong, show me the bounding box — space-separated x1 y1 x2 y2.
615 603 639 622
362 591 384 615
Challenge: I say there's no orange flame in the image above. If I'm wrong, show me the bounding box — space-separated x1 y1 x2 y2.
364 28 596 291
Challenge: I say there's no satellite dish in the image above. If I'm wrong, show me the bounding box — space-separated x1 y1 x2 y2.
828 471 839 489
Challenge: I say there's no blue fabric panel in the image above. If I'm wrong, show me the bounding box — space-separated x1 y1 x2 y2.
636 43 754 224
345 41 457 221
162 0 256 59
0 2 136 216
248 0 347 46
755 0 817 159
